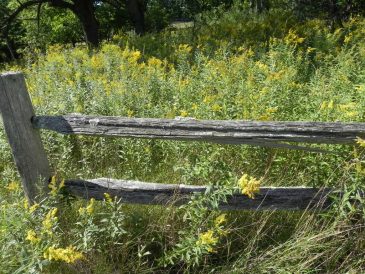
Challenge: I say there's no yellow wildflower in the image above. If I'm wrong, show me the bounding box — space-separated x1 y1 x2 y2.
306 47 316 54
356 137 365 147
238 174 261 199
268 70 285 81
130 50 141 63
44 246 84 263
214 214 227 227
26 229 40 244
320 101 327 110
148 57 163 68
211 104 222 112
90 55 104 69
344 34 352 44
327 100 334 109
48 176 65 195
237 46 245 52
284 29 305 45
59 180 65 189
176 44 192 54
104 193 113 204
48 176 58 195
345 111 358 118
6 181 20 191
255 61 269 72
196 230 218 246
207 247 215 253
29 203 39 213
203 95 216 104
354 85 365 92
24 198 29 210
42 208 58 233
191 103 198 111
180 110 188 117
86 198 95 215
78 206 86 215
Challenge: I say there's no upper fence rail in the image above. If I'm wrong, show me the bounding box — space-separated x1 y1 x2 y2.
33 115 365 147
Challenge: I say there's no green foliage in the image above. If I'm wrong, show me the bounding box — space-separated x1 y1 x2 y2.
1 4 365 273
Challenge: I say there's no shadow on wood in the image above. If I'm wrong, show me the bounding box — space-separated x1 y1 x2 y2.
64 178 335 211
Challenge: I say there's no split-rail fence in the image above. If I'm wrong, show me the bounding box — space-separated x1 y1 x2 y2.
1 72 363 210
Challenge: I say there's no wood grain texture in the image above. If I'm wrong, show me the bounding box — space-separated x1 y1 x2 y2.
64 178 335 210
33 115 365 146
0 72 51 202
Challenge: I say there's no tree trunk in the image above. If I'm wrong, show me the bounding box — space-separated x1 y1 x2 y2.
126 0 145 34
72 0 99 47
329 0 343 31
250 0 269 13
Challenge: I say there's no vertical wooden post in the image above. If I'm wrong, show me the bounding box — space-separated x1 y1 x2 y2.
0 72 51 202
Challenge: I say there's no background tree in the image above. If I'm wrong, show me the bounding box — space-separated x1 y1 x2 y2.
2 0 100 47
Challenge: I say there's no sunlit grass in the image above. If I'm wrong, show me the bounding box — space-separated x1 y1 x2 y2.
1 5 365 273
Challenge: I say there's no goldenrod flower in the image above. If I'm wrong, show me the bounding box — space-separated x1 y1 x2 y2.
211 104 222 112
43 246 84 263
320 101 327 110
6 181 20 191
48 176 65 196
42 208 58 233
59 180 65 189
196 230 218 246
356 137 365 147
180 110 188 117
86 198 95 214
148 57 163 67
344 34 352 44
78 207 86 215
104 193 113 204
207 247 215 253
214 214 227 227
284 29 305 45
24 199 29 210
29 203 39 213
130 50 141 62
176 44 192 54
306 47 316 53
48 176 58 195
26 229 40 244
238 174 261 199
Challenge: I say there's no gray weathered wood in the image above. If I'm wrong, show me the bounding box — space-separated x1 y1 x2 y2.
33 115 365 147
0 72 51 202
64 178 335 210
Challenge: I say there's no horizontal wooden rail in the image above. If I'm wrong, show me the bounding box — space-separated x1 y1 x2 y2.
33 115 365 147
64 178 335 210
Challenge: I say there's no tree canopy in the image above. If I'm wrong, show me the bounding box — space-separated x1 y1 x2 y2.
1 0 365 62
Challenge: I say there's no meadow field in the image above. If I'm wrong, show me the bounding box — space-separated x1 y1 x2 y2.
1 4 365 273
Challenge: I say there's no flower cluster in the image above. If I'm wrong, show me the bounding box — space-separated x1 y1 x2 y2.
78 198 96 215
43 246 84 263
237 174 261 199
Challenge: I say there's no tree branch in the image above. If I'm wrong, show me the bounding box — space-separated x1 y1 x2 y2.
49 0 74 11
1 0 76 39
36 2 42 33
1 0 47 37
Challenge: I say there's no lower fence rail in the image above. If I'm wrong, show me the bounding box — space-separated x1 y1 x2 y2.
64 178 335 210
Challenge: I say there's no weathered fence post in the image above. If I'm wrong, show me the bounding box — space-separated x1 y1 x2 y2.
0 72 51 202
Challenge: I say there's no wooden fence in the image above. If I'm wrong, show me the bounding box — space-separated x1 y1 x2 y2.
1 72 363 210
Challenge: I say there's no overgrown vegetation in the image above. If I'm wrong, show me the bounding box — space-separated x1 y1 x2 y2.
2 2 365 273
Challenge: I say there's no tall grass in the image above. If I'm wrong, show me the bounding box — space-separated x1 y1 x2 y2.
1 4 365 273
